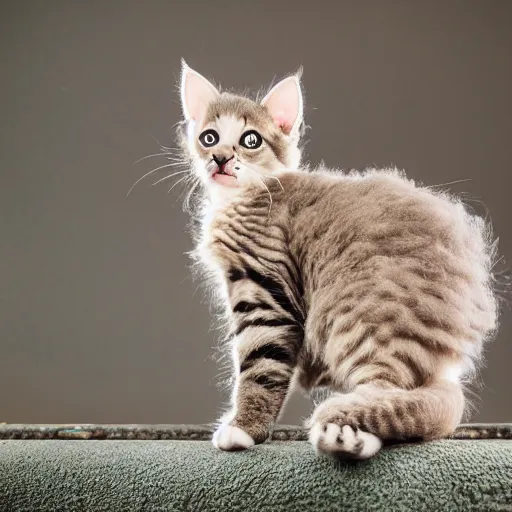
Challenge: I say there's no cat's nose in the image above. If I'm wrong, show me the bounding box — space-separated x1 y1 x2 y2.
212 154 229 166
212 155 226 166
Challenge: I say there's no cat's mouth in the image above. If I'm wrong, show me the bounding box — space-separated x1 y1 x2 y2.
211 161 238 187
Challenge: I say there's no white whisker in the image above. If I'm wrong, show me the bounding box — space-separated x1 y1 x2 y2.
180 178 201 210
127 162 186 197
241 159 284 191
264 174 285 191
148 133 176 152
259 177 273 217
151 170 189 187
167 175 189 195
428 178 472 189
159 158 187 165
242 162 273 216
133 152 173 164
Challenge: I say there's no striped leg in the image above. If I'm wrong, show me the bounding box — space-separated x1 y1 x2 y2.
212 268 303 451
213 328 301 450
307 379 464 459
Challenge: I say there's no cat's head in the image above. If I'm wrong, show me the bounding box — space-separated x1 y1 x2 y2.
179 60 304 199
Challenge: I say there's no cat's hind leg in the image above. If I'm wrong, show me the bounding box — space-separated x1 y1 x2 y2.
307 379 464 459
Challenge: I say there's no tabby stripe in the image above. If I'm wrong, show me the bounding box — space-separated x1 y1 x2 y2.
394 400 417 433
228 267 244 282
392 351 430 387
394 328 452 354
348 348 374 370
316 372 331 387
412 307 455 332
216 237 242 256
227 222 287 260
420 287 445 302
379 404 397 438
234 236 300 287
222 222 301 297
221 233 259 260
237 220 285 240
233 301 273 313
335 326 376 368
290 254 304 298
219 234 299 294
235 317 298 337
236 199 273 211
245 266 303 324
252 374 290 391
259 250 301 289
227 221 277 249
240 343 295 373
360 369 403 388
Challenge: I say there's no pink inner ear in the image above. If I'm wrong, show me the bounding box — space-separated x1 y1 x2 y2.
262 76 302 135
182 68 219 122
273 113 293 134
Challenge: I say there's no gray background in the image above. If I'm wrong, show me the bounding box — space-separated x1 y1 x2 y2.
1 1 511 425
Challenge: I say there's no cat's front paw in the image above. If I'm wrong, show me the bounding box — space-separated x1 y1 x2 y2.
212 424 255 451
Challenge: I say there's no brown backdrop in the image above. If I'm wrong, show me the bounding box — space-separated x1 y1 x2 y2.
1 1 511 424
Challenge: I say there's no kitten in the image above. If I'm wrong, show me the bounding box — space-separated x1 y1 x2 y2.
178 60 498 459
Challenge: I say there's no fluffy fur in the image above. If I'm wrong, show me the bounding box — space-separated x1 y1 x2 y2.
177 61 499 459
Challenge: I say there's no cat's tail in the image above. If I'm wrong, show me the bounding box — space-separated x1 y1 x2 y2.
307 379 464 459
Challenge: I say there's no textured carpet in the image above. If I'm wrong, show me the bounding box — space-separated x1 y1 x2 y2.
1 424 511 511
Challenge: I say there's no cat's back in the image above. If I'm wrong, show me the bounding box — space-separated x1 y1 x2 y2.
284 167 458 222
282 167 497 346
283 167 489 255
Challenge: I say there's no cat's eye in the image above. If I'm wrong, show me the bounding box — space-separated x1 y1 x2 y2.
199 129 219 148
239 130 263 149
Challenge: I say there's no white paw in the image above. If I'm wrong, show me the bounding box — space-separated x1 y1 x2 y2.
212 424 255 451
309 422 382 460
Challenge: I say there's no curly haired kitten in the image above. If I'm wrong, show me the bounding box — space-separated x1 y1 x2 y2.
178 61 498 459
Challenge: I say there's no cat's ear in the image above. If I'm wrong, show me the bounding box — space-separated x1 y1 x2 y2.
261 70 303 136
180 60 219 122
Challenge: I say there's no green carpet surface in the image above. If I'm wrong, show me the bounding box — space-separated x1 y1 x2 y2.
1 424 511 511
